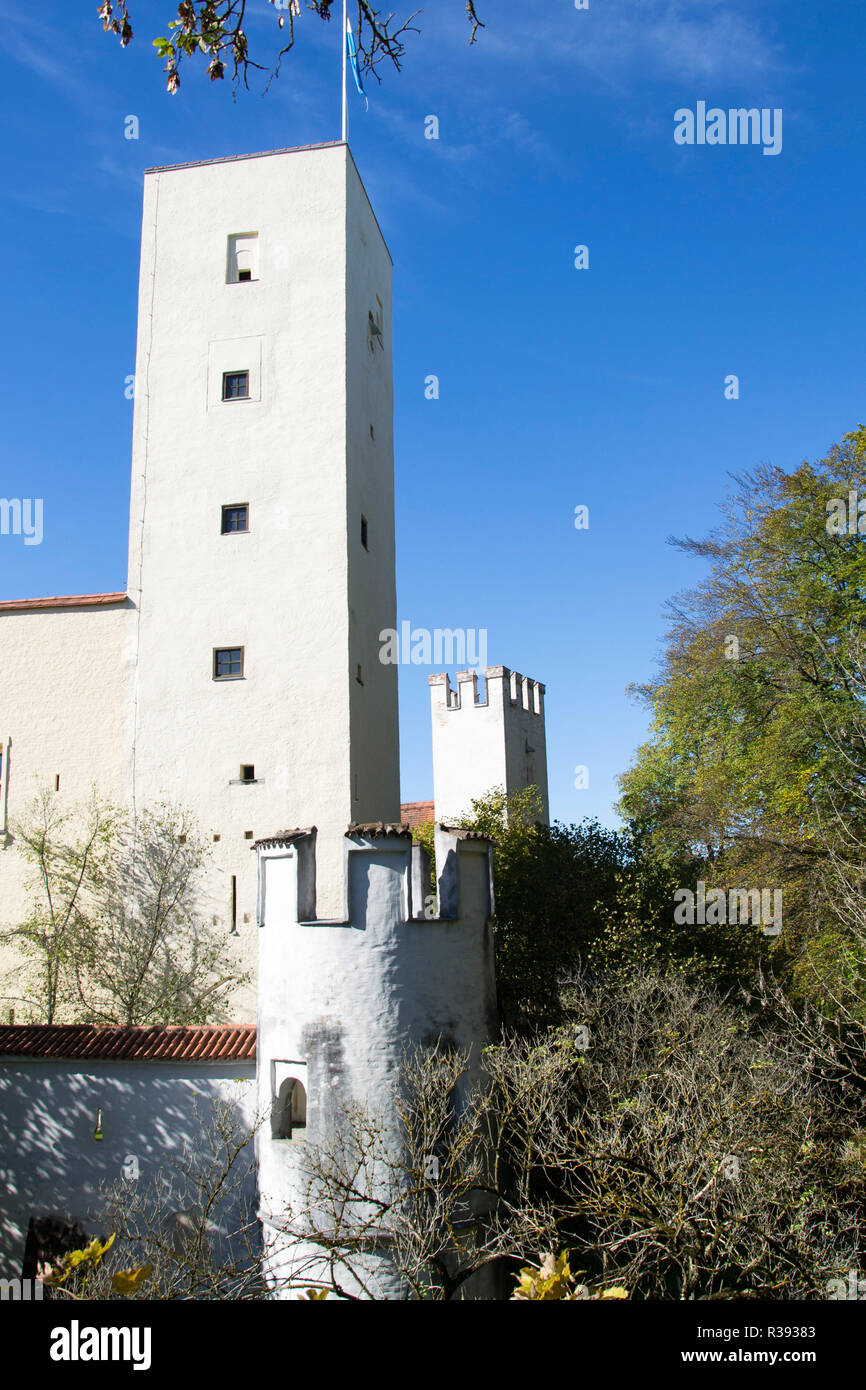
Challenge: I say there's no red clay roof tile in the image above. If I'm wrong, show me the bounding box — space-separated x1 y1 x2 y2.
0 1024 255 1061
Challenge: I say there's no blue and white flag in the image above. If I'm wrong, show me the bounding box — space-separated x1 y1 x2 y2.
346 20 368 109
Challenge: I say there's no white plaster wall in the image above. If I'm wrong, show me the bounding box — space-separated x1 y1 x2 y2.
431 672 508 823
346 156 400 824
502 674 549 822
124 144 401 1016
0 1059 257 1273
0 604 127 1000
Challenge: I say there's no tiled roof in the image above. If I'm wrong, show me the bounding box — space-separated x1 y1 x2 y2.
348 822 414 838
438 825 498 843
254 827 315 849
0 592 128 613
400 801 435 829
0 1024 256 1061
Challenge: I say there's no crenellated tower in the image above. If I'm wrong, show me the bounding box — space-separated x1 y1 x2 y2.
429 665 549 823
255 823 498 1298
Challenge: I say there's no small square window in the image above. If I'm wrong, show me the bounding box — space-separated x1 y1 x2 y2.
237 268 252 283
361 515 368 550
221 504 249 534
240 764 255 782
244 830 254 840
214 647 244 679
222 371 249 401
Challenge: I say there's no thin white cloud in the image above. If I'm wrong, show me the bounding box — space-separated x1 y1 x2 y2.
499 110 556 168
6 33 102 110
415 0 786 89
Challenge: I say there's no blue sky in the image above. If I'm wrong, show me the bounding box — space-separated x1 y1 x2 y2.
1 0 864 827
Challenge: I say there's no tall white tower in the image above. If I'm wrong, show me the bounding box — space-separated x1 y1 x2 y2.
124 143 400 1005
429 666 549 824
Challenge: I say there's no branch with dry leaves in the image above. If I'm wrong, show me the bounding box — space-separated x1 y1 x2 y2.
97 1 484 94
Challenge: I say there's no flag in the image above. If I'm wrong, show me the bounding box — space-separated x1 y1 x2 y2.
346 20 368 109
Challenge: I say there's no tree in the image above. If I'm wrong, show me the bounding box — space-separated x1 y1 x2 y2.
620 427 866 858
264 974 865 1299
97 1 484 94
617 426 866 1008
2 793 248 1025
556 972 864 1298
429 785 757 1027
69 804 247 1025
42 1096 269 1301
1 788 116 1023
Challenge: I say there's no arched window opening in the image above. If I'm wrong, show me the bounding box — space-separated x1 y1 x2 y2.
273 1078 307 1142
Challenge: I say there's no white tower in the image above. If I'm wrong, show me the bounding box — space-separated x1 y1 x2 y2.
255 823 498 1298
429 666 549 824
124 143 400 1001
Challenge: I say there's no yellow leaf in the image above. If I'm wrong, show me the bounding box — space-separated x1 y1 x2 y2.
111 1264 153 1295
93 1233 117 1261
512 1250 575 1300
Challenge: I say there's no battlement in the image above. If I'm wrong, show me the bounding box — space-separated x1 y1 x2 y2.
429 667 545 716
255 823 494 926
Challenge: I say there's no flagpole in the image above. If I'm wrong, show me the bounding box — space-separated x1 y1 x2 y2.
341 0 348 143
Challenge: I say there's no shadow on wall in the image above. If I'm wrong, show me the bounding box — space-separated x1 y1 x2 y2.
0 1062 258 1276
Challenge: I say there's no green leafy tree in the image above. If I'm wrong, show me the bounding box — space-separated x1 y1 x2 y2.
618 426 866 1011
620 426 866 863
433 786 754 1026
